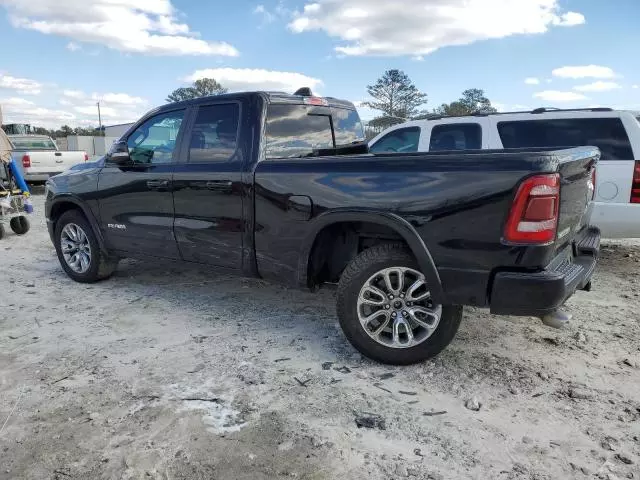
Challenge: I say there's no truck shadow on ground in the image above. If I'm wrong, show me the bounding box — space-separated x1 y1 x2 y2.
104 258 552 394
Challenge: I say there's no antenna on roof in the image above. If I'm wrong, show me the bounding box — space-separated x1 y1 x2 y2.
294 87 313 96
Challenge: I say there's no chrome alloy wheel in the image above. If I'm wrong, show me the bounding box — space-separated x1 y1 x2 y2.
356 267 442 349
60 223 92 274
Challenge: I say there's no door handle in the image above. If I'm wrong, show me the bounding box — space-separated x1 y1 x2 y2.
146 179 171 190
205 180 233 192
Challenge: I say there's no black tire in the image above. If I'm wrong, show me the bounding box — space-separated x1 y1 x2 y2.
54 209 118 283
10 216 30 235
336 243 462 365
0 224 5 240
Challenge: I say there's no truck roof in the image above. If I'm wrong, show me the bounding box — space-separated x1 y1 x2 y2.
154 90 357 114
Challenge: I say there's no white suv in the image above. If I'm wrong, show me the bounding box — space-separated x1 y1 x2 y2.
369 108 640 238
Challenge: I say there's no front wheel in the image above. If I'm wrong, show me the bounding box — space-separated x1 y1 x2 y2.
336 243 462 365
54 210 118 283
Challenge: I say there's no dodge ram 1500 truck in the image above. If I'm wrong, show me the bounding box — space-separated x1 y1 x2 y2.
44 90 600 365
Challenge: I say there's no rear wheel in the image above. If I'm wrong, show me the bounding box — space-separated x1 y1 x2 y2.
336 243 462 365
54 210 118 283
10 216 30 235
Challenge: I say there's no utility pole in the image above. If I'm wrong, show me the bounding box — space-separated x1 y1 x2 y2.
96 101 103 135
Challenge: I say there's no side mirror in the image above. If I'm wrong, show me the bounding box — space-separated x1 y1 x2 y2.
107 140 131 165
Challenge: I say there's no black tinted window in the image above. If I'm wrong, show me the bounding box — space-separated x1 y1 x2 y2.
369 127 420 153
265 105 333 159
188 104 239 162
497 118 633 160
332 108 365 146
429 123 481 151
127 110 185 164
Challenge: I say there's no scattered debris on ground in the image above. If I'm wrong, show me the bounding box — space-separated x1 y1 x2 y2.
1 194 639 479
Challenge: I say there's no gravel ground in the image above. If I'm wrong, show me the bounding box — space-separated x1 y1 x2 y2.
1 192 639 480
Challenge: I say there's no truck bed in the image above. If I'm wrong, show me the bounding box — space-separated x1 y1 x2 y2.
253 146 598 307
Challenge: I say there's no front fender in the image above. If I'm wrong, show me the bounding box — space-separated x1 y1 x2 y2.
297 209 445 304
47 194 107 254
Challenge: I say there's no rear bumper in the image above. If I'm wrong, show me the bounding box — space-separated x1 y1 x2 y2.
591 201 640 239
489 226 600 317
24 172 62 182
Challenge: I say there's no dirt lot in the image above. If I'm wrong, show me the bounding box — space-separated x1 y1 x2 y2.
1 193 639 480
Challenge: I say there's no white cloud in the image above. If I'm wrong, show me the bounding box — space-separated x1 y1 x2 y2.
552 65 616 79
533 90 587 102
74 105 119 118
0 97 35 106
633 85 639 89
525 77 540 85
493 102 531 112
288 0 585 56
66 41 81 51
59 99 73 106
253 2 291 25
552 11 585 26
254 5 276 23
0 74 42 95
1 103 77 128
63 89 86 99
574 81 621 92
0 0 239 56
94 93 146 105
184 68 323 94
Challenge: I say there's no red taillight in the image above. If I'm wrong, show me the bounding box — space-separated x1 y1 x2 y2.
590 167 596 201
22 154 31 168
631 161 640 204
504 174 560 245
84 153 89 162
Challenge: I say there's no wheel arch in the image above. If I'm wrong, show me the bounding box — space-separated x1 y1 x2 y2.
49 195 107 254
298 210 444 303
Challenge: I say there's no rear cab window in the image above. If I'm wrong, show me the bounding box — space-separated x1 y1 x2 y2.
497 118 633 160
429 123 482 151
10 137 57 150
264 103 364 159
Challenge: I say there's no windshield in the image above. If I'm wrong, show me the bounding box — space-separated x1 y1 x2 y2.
10 137 57 151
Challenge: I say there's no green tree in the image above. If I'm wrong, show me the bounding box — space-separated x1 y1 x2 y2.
434 88 497 116
166 78 228 103
364 70 428 120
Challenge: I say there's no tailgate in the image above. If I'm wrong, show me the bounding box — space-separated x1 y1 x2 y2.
555 147 598 247
27 151 85 173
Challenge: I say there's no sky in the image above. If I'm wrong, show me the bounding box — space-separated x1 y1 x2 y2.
0 0 639 129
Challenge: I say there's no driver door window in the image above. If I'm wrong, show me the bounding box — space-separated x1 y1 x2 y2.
370 127 421 153
127 110 185 164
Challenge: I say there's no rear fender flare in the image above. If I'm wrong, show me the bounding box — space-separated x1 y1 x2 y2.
298 210 445 303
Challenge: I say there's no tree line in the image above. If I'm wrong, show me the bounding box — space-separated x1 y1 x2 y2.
8 70 497 137
164 70 498 137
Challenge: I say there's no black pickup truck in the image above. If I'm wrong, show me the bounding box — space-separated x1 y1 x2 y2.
44 90 600 364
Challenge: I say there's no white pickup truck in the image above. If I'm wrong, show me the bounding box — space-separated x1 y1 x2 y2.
9 135 88 183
